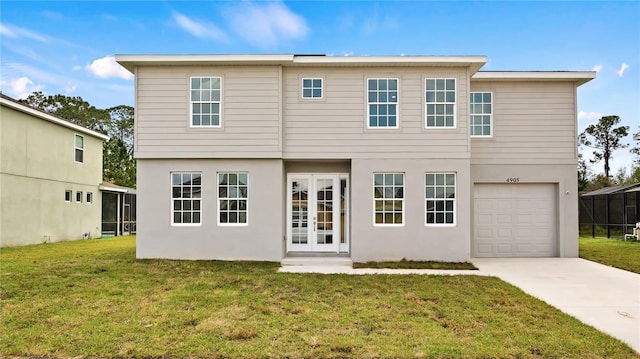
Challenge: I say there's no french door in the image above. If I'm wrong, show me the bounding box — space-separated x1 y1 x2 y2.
286 174 349 253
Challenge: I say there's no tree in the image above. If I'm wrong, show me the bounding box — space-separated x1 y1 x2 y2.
577 153 591 192
20 92 110 134
103 105 136 187
579 115 629 178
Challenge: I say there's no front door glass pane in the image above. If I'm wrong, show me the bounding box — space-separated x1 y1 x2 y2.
291 179 308 244
316 178 333 244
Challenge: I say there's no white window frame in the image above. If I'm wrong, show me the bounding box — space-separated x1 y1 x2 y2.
190 76 222 128
217 172 249 226
425 173 456 226
301 78 323 99
425 78 456 129
373 172 404 226
171 172 202 226
76 191 83 203
86 192 93 204
65 190 72 203
367 78 399 129
74 134 84 163
470 92 493 137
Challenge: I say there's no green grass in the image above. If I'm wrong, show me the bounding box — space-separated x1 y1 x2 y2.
354 259 477 270
580 236 640 274
1 236 637 358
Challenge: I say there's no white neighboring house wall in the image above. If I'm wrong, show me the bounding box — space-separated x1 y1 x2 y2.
116 54 594 260
0 95 109 247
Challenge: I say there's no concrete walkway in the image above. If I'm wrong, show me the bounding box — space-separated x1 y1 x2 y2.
279 258 640 353
473 258 640 354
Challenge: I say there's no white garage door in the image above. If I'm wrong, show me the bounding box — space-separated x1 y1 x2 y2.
473 184 557 257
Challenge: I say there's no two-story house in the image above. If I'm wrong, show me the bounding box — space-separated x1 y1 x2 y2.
116 54 594 262
0 94 109 246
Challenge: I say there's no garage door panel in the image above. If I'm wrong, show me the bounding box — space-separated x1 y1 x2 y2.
473 183 557 257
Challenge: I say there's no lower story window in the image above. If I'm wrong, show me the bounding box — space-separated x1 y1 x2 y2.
76 191 83 203
65 190 72 202
172 172 202 225
425 173 456 225
218 172 248 225
86 192 93 203
373 173 404 225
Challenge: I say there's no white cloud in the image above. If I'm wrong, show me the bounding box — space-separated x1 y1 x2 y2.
578 111 602 122
72 65 82 71
225 1 308 48
1 77 43 99
85 56 133 80
591 64 602 72
173 13 227 41
65 84 77 94
617 63 629 77
0 23 49 42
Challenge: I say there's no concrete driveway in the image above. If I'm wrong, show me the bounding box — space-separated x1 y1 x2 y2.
473 258 640 353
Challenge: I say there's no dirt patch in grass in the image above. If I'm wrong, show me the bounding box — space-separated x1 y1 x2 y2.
353 259 477 270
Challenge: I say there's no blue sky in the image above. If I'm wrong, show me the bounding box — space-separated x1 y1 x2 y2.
1 1 638 176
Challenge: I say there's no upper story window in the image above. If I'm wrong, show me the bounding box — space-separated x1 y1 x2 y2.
425 78 456 128
368 78 398 128
172 172 202 225
470 92 492 137
218 172 248 225
190 77 221 127
302 78 323 99
373 173 404 225
74 134 84 163
425 173 456 225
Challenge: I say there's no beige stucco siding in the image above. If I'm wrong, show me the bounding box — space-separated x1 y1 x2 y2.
470 81 578 165
135 65 282 159
283 67 470 159
1 105 103 246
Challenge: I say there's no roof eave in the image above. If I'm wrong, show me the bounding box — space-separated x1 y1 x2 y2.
0 97 110 141
472 71 596 86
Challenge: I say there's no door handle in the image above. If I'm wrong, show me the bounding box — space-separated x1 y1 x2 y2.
313 217 317 232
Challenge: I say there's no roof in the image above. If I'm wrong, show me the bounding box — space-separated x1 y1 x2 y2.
99 182 136 194
0 94 110 141
473 71 596 86
581 183 640 196
115 54 488 74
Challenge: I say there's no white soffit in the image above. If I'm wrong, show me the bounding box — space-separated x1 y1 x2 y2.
473 71 596 86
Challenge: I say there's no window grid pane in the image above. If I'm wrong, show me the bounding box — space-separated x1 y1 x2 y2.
374 172 404 225
368 78 398 128
218 172 248 225
301 78 323 99
190 77 221 127
425 173 456 224
172 172 202 225
425 78 456 128
470 92 492 136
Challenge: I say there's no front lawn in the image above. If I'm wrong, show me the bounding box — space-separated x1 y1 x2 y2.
580 236 640 274
1 236 637 358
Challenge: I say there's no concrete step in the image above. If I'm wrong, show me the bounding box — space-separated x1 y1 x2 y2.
281 256 353 267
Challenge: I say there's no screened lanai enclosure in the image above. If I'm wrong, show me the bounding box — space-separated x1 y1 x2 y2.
100 182 137 237
579 183 640 238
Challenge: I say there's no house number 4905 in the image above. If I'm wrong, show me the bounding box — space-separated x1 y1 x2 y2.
506 178 520 183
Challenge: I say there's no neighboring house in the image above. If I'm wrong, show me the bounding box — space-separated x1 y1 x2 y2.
0 94 109 247
116 54 594 261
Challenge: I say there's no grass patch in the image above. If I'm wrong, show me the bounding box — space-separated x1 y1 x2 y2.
580 236 640 274
353 259 477 270
1 236 637 358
